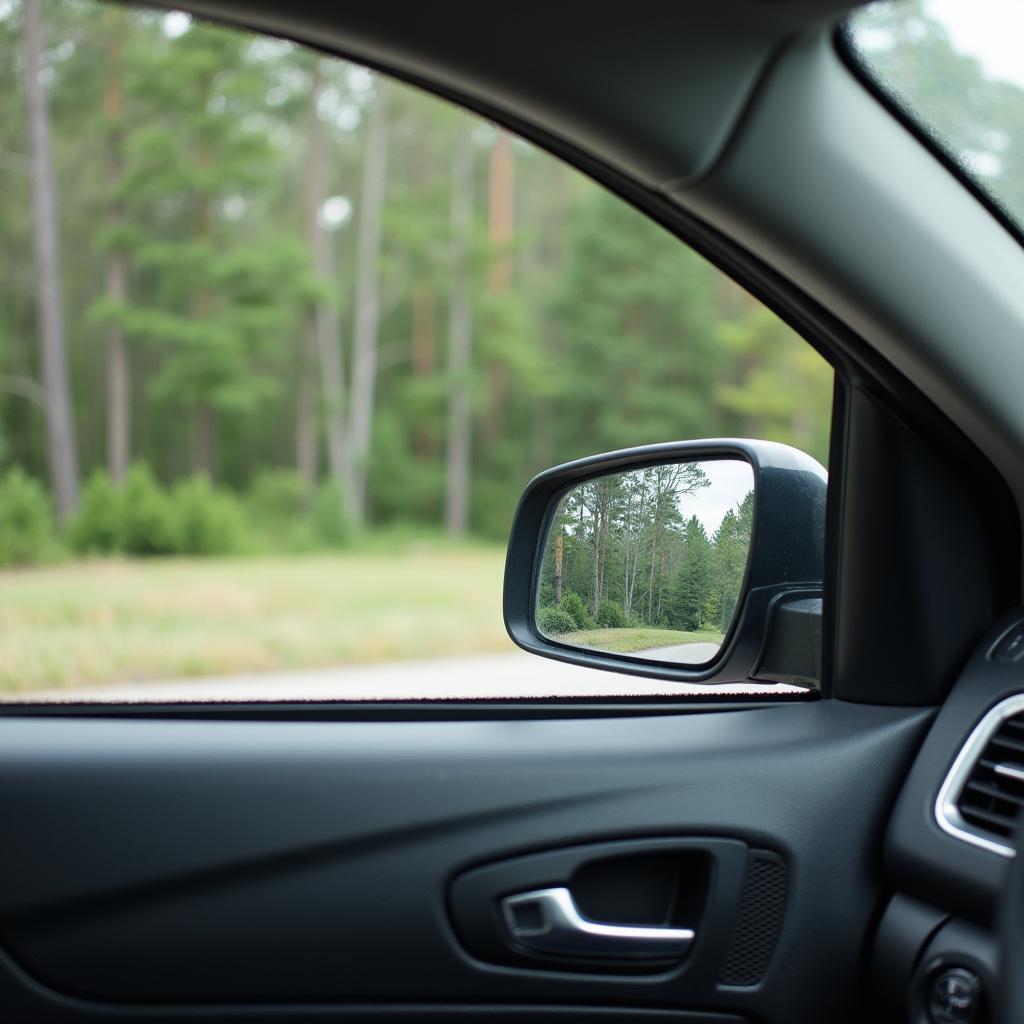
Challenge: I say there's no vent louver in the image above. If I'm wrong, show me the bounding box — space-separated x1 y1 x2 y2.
957 716 1024 841
936 695 1024 858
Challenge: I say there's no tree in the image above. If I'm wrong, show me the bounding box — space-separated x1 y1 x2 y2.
100 7 129 481
21 0 79 521
713 490 753 631
299 57 348 504
346 76 389 525
482 127 514 444
121 19 308 479
670 517 713 631
445 126 473 536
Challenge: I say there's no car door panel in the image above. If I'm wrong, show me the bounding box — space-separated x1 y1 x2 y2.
0 705 929 1023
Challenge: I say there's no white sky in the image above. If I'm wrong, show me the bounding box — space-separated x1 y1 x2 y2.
925 0 1024 87
682 459 753 536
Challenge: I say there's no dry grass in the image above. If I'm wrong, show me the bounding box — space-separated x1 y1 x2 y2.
0 543 511 692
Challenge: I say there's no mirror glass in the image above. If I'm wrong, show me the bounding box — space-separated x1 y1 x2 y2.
535 458 754 665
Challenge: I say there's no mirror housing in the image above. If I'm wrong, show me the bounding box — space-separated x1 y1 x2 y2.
503 439 827 686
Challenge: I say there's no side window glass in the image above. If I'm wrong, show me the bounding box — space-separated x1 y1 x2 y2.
0 1 832 701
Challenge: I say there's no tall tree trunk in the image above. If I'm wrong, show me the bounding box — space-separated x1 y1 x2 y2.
411 128 436 464
554 530 564 604
191 115 215 477
445 129 473 537
106 253 129 481
297 59 328 495
104 19 129 482
296 323 317 490
306 63 348 515
411 284 435 459
346 78 389 527
482 127 513 445
22 0 78 520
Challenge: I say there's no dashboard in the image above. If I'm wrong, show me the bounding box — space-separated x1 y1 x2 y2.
875 611 1024 1023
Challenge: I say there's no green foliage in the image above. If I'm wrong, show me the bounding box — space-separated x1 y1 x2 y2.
170 475 248 555
119 463 177 555
596 599 627 629
310 481 353 548
669 518 714 632
0 467 56 567
246 469 308 543
68 469 124 554
559 590 594 630
537 605 576 635
245 469 353 551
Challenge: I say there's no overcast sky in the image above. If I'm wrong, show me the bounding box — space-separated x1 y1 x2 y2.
926 0 1024 86
681 459 753 535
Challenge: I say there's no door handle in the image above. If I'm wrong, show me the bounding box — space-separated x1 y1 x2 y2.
501 886 694 959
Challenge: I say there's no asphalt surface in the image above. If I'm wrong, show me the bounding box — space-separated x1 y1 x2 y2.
630 642 721 664
12 649 803 703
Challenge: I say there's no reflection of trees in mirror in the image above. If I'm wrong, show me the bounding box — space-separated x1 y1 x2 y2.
537 464 753 658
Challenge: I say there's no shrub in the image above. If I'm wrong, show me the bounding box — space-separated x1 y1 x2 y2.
559 590 594 630
171 475 248 555
310 480 353 548
246 469 311 550
247 469 307 529
596 599 627 629
537 605 577 635
68 469 123 554
0 466 55 566
119 463 177 555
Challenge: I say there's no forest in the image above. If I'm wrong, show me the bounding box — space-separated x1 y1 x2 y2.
537 464 753 646
0 0 834 566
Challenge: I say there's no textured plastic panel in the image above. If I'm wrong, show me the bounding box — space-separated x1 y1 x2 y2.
717 852 788 986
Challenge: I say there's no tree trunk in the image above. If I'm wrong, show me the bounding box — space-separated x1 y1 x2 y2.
445 129 473 537
106 252 129 481
297 59 327 496
411 284 435 459
22 0 78 520
345 78 389 527
104 20 129 482
554 530 564 604
296 322 317 491
482 128 514 445
306 63 348 514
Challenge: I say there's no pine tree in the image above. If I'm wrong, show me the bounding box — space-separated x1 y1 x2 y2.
670 517 713 631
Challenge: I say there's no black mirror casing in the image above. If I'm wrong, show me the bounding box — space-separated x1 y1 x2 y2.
503 439 827 685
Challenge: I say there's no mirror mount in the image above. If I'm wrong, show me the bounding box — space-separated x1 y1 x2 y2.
503 439 827 687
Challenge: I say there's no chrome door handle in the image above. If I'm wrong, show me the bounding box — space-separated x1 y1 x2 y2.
501 886 694 959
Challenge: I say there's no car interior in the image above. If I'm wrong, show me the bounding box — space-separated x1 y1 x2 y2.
2 1 1024 1023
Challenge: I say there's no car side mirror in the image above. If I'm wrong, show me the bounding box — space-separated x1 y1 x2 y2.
503 439 827 687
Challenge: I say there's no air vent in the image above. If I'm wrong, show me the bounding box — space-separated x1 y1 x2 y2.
936 694 1024 858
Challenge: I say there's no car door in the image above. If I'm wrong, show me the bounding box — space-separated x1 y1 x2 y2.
0 2 1019 1024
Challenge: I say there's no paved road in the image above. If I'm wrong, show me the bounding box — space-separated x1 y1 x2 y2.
16 649 802 703
630 642 721 664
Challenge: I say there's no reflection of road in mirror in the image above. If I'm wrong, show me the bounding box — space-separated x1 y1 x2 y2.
559 636 720 665
629 642 720 665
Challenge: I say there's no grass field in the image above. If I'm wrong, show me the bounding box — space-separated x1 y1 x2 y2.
0 541 511 693
557 626 723 654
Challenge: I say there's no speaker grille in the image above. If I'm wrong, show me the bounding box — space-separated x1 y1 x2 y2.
717 851 787 987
